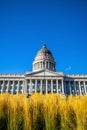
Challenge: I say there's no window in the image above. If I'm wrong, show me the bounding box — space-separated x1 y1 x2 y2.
48 80 51 93
5 81 8 85
27 85 30 89
9 86 12 90
14 86 17 90
1 81 3 85
81 86 84 91
76 81 79 85
76 86 79 90
32 81 35 92
19 86 22 90
48 80 51 89
80 81 83 85
70 81 74 85
15 81 18 85
82 91 84 95
48 91 51 94
71 91 74 95
5 86 7 90
77 91 79 95
10 81 13 85
37 80 40 90
85 81 87 85
58 80 62 90
59 80 62 84
20 81 23 85
53 80 56 93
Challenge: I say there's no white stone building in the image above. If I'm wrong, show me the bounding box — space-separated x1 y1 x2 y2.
0 44 87 96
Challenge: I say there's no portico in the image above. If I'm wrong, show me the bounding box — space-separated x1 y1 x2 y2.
25 69 64 95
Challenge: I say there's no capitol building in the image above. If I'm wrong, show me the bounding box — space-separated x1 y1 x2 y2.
0 44 87 96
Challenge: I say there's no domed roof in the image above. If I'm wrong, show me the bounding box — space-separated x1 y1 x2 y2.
33 44 56 72
34 44 54 62
38 44 52 56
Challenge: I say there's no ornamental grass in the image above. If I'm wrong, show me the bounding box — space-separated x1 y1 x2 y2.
0 93 87 130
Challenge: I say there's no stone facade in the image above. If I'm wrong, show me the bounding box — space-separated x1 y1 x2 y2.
0 44 87 96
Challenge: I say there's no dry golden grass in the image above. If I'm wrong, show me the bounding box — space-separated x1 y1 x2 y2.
0 93 87 130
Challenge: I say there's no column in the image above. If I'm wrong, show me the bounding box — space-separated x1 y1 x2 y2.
40 80 42 94
84 81 86 94
65 82 67 95
12 81 15 94
22 81 25 94
56 80 58 94
46 80 48 94
7 81 10 93
79 81 81 95
69 81 71 95
74 81 76 96
17 81 19 94
25 80 28 95
35 80 37 93
0 81 2 94
61 79 64 95
30 79 32 94
1 81 2 94
2 80 5 93
51 80 53 94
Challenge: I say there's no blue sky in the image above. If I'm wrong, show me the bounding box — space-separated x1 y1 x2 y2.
0 0 87 74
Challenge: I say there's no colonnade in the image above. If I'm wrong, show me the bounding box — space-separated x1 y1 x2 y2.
0 80 24 94
33 61 55 71
0 79 87 96
65 81 87 95
26 79 64 95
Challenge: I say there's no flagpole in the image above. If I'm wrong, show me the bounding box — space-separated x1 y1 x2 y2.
43 50 46 94
44 61 45 94
43 60 45 94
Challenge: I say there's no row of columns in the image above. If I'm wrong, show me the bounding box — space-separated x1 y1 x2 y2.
78 81 87 95
66 81 87 95
26 79 64 95
33 61 55 71
0 80 87 95
0 80 25 94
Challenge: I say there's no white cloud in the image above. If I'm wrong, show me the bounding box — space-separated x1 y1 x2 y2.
65 66 72 71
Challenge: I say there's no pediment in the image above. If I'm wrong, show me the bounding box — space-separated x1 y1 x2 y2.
25 69 63 77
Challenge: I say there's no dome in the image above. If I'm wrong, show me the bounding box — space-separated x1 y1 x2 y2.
33 44 56 72
37 44 52 56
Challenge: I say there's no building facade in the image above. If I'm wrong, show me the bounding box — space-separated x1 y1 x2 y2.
0 44 87 96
